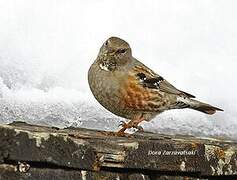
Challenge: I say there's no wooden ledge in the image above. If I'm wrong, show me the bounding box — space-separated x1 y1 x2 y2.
0 121 236 179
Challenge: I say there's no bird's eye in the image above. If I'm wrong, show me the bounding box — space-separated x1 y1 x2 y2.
117 49 126 54
104 40 108 46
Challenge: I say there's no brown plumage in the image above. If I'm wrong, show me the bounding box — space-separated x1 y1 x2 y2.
88 37 223 136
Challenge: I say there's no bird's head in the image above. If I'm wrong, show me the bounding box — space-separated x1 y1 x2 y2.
97 37 132 71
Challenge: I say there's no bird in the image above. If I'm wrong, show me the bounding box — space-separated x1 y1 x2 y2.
88 36 223 136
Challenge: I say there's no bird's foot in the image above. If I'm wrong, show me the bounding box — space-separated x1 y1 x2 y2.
135 125 144 132
131 122 144 132
116 125 143 136
116 124 129 136
116 129 126 137
119 120 134 129
117 121 133 136
117 118 145 136
119 121 128 128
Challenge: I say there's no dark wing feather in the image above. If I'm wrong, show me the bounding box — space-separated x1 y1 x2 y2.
136 71 195 98
159 80 195 98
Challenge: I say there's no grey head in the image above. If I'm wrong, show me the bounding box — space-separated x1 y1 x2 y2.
97 37 132 71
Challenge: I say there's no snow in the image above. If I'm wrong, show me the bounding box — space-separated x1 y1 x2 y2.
0 0 236 139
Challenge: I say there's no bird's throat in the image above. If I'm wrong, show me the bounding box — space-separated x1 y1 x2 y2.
98 56 117 72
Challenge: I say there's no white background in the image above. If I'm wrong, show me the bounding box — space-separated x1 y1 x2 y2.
0 0 236 138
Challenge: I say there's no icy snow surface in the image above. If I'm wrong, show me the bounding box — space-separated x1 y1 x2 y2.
0 1 237 139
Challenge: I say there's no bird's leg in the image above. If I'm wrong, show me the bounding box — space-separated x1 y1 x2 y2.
130 117 145 132
118 120 127 128
117 120 133 136
116 127 126 136
116 117 145 136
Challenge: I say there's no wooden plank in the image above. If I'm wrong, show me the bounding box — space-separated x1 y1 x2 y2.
0 122 97 170
0 164 82 180
0 164 150 180
0 121 236 178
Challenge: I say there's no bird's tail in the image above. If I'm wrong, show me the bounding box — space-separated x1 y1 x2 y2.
177 97 223 115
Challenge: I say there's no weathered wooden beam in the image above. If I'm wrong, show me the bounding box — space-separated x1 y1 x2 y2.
0 164 151 180
0 121 236 179
0 164 82 180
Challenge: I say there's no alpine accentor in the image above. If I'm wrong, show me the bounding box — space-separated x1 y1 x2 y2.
88 37 223 135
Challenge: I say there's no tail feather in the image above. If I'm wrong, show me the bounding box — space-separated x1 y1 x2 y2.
192 103 223 115
177 97 223 115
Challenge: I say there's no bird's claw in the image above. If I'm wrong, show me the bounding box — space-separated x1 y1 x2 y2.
117 119 145 136
135 125 144 132
116 130 126 137
119 121 144 130
119 121 127 128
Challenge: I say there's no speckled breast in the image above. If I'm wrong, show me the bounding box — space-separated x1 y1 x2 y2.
88 62 136 119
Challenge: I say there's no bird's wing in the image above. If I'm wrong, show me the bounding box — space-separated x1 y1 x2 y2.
119 64 195 113
133 65 195 98
159 80 195 98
